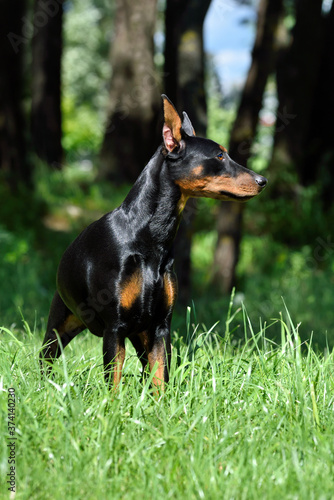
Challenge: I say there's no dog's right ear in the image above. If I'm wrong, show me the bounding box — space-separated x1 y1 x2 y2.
182 112 196 137
162 95 183 153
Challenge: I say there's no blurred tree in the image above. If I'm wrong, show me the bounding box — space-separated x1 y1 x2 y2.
0 0 31 188
309 2 334 209
31 0 63 168
271 0 334 209
99 0 160 183
164 0 188 106
164 0 212 304
164 0 210 136
213 0 283 294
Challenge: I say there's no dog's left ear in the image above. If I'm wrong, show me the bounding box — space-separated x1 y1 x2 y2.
162 95 183 153
182 112 196 137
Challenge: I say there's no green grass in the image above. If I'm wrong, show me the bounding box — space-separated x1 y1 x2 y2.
1 305 334 500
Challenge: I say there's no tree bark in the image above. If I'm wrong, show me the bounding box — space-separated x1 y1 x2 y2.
99 0 160 183
213 0 283 294
309 3 334 209
164 0 211 305
164 0 189 106
270 0 323 189
0 0 31 187
31 0 63 168
164 0 210 137
297 4 334 203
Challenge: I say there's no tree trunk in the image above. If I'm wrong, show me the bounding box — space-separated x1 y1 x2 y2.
213 0 283 294
31 0 63 168
270 0 323 189
164 0 210 135
164 0 211 305
164 0 189 106
309 3 334 209
0 0 31 188
291 1 333 208
99 0 160 183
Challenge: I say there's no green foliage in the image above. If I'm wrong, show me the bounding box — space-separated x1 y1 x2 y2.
252 183 334 246
63 0 112 108
238 234 334 347
62 0 113 158
190 227 334 350
62 96 104 157
207 95 235 146
0 224 54 330
1 308 334 499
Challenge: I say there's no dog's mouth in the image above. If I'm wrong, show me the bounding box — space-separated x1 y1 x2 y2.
218 190 254 202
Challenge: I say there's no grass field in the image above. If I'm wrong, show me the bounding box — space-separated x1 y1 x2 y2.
1 300 334 500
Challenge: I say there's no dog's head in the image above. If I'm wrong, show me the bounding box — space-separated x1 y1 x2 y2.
162 94 267 203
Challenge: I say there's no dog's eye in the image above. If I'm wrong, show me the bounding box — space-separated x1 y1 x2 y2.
216 153 225 161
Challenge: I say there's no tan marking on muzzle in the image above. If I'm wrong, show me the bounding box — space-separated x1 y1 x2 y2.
175 172 261 200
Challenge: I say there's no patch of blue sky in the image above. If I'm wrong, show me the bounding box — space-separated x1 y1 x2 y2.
204 0 257 93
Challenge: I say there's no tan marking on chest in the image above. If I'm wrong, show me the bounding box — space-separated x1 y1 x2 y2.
138 331 150 352
120 269 142 309
163 273 177 308
177 192 189 213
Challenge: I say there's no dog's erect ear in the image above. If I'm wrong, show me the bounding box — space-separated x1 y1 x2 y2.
162 95 183 153
182 111 196 137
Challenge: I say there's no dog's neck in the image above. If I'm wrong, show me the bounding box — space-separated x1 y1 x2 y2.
120 147 185 250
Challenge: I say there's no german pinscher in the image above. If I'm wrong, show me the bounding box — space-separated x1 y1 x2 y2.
40 95 267 391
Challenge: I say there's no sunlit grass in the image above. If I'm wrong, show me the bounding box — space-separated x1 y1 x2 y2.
1 305 334 499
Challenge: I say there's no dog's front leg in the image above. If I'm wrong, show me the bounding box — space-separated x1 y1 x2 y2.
103 330 126 389
147 329 171 392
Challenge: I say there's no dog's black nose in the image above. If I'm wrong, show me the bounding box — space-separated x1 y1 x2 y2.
255 175 267 188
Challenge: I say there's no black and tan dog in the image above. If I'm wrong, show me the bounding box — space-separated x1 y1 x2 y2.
40 95 267 391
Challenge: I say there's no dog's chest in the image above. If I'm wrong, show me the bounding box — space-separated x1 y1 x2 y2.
117 259 177 327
